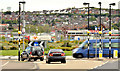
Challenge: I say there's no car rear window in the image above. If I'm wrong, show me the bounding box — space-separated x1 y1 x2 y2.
32 46 43 51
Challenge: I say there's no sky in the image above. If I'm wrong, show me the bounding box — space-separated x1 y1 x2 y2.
0 0 120 12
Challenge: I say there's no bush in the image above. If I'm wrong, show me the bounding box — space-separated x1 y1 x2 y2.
61 42 72 47
10 46 18 50
69 41 74 43
79 41 83 44
0 46 7 50
56 41 60 43
72 46 78 49
74 40 78 44
49 46 55 48
44 47 50 51
56 47 72 51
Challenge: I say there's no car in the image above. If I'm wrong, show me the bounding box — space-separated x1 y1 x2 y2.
72 39 120 58
46 49 66 64
21 41 44 61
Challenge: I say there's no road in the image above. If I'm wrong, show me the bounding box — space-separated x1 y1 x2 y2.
0 58 119 70
95 59 120 70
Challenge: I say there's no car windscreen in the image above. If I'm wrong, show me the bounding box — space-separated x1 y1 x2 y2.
78 41 87 48
50 49 63 52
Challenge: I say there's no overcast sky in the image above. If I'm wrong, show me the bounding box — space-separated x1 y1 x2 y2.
0 0 119 12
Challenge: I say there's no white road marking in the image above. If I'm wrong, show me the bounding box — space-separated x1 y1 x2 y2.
92 61 109 69
2 61 9 67
32 64 37 69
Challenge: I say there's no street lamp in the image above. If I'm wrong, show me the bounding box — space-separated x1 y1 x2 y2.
98 2 102 59
18 1 26 61
83 2 90 59
109 3 115 58
20 1 26 50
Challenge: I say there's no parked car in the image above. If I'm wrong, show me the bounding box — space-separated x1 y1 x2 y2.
21 41 44 61
72 39 120 58
46 49 66 64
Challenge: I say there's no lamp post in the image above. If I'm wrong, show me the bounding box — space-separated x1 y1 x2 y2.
98 2 102 58
21 1 26 50
83 2 90 59
18 1 26 61
109 3 115 58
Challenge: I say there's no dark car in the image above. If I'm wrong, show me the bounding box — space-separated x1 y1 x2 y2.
46 49 66 64
21 46 44 61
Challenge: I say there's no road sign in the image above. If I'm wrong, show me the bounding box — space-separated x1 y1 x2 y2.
40 41 44 47
34 42 39 46
28 41 46 48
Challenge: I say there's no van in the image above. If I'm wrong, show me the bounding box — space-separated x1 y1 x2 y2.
72 39 120 58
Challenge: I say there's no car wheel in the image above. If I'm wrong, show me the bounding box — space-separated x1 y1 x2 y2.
48 60 50 64
34 58 37 61
40 58 44 61
61 60 66 63
28 58 31 61
46 61 48 63
21 58 25 61
77 54 83 58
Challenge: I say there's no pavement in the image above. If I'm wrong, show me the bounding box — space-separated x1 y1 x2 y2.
0 56 119 70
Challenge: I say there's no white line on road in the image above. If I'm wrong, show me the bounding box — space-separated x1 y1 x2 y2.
2 61 9 67
92 61 109 69
32 64 37 69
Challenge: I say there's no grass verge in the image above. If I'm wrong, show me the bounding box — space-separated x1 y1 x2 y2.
0 50 72 56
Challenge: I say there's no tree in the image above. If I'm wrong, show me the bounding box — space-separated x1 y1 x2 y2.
2 36 5 41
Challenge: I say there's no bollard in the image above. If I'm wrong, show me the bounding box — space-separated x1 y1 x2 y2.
113 50 118 58
99 50 103 60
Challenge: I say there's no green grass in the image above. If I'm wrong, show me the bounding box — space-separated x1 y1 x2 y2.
0 50 72 56
0 50 23 56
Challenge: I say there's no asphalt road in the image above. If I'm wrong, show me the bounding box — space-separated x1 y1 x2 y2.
95 59 120 70
1 58 119 70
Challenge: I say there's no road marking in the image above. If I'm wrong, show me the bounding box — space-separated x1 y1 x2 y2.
32 64 37 69
2 61 9 67
32 63 40 69
92 61 109 69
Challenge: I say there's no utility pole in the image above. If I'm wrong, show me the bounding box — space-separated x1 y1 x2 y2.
109 3 115 58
